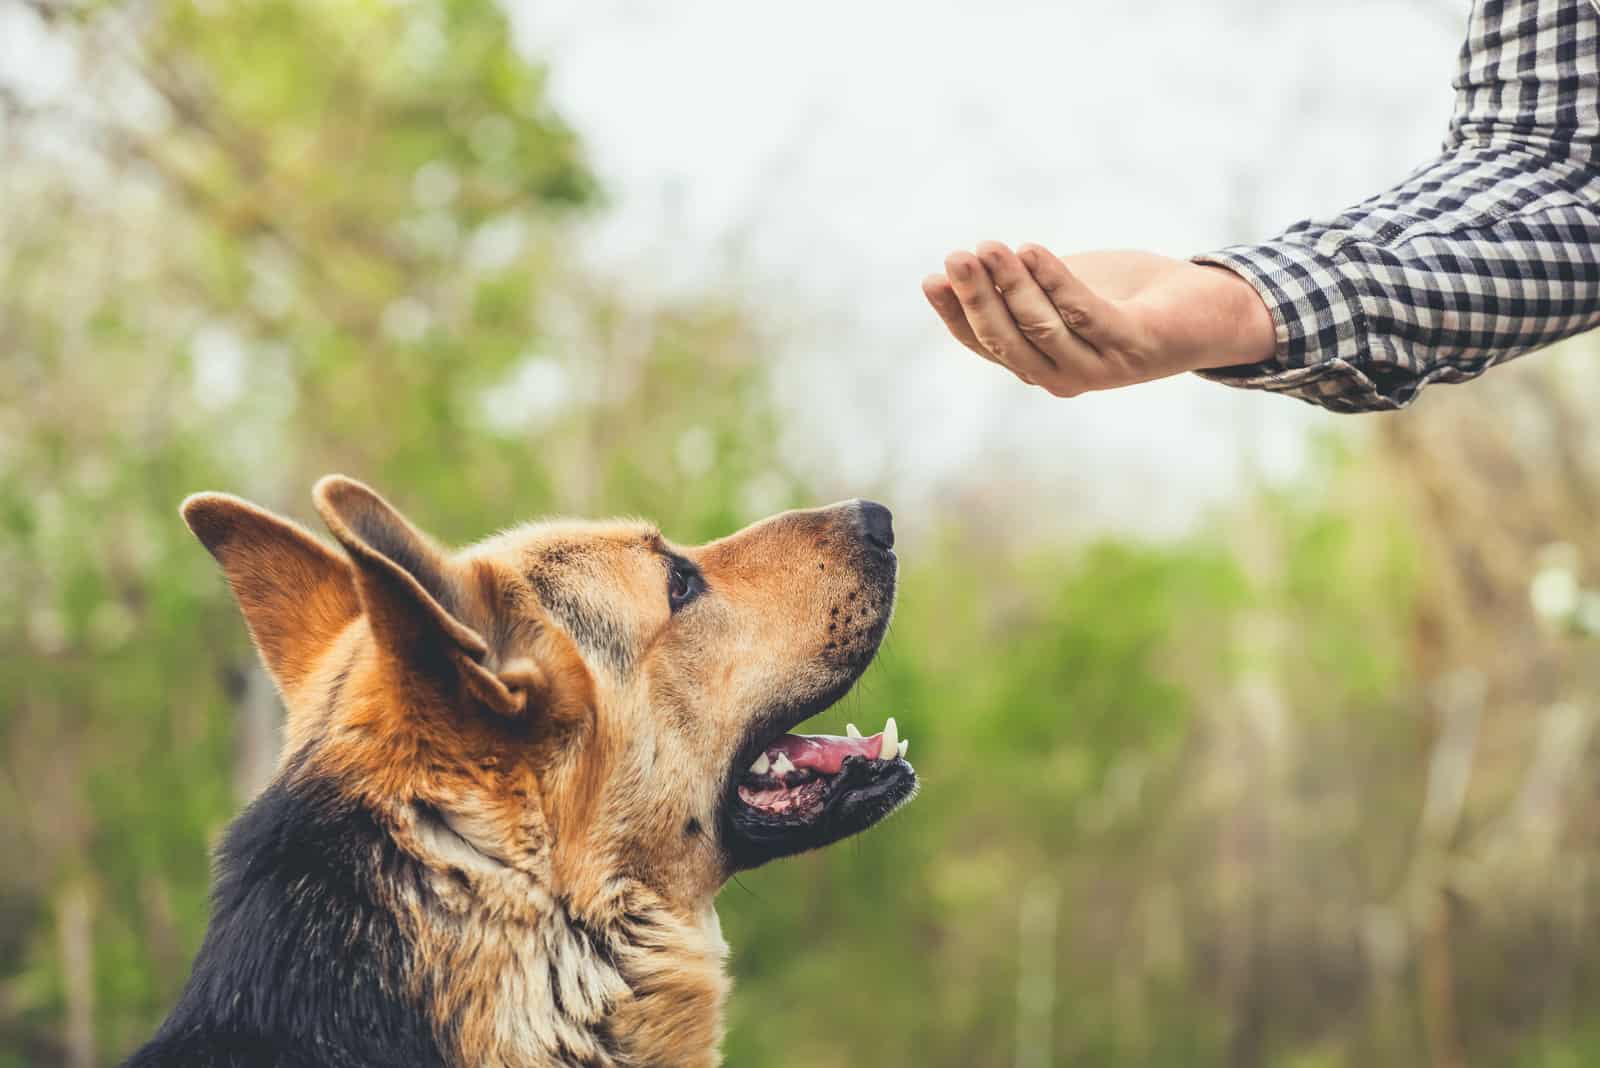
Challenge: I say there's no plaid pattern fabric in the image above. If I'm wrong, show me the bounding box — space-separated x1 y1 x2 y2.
1195 0 1600 413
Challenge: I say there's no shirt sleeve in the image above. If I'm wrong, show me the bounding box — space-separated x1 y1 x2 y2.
1194 0 1600 413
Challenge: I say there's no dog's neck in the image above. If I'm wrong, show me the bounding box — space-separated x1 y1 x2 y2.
395 795 731 1068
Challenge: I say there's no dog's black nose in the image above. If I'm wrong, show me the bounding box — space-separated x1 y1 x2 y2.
856 500 894 551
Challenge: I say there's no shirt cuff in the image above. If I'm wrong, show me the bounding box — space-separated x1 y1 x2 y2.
1191 242 1407 413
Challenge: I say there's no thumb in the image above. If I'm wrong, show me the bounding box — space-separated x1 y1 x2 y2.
1017 245 1130 351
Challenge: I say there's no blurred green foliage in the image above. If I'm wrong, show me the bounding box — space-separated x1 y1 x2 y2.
5 2 1600 1067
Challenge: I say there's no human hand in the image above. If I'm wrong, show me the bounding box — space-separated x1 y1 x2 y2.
922 243 1277 397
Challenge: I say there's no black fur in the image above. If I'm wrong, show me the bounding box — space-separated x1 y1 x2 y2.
120 774 447 1068
528 570 636 674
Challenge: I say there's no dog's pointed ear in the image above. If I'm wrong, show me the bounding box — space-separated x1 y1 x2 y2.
311 475 533 718
181 492 362 697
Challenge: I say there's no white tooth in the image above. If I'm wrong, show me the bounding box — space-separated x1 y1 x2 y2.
771 752 796 776
899 739 910 760
846 723 862 739
750 753 770 775
880 717 898 761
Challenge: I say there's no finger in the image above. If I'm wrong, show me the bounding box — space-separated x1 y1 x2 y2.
921 273 991 361
1017 243 1131 354
943 249 1058 384
976 240 1106 390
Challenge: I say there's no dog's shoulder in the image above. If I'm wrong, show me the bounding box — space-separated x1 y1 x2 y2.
118 1030 322 1068
125 772 449 1068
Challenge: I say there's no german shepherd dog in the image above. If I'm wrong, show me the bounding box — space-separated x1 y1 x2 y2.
122 477 915 1068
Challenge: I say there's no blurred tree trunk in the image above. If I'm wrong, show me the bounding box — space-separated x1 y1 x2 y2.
234 665 281 802
58 882 93 1068
1413 674 1482 1068
1014 877 1059 1068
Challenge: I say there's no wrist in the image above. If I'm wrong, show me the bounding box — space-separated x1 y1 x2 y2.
1191 265 1277 370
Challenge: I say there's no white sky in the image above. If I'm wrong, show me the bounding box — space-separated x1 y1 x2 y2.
2 0 1470 539
511 0 1467 537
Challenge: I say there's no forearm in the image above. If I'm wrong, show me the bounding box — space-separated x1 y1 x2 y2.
1161 264 1276 371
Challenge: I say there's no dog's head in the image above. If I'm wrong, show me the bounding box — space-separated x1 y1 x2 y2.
182 476 915 915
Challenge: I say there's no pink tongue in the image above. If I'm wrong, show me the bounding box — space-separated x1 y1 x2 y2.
767 732 883 775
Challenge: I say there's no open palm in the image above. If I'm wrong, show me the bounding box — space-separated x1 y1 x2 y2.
922 243 1276 397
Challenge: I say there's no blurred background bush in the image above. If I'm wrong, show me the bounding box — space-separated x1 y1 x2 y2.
5 1 1600 1065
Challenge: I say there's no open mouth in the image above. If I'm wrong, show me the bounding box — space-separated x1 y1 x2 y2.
724 718 917 870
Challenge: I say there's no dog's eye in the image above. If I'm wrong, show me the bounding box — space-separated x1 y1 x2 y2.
667 559 703 613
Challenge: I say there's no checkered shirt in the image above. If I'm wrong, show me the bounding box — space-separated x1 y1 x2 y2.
1195 0 1600 413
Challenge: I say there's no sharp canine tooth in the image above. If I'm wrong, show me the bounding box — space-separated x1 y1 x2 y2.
880 717 899 761
899 739 910 760
846 723 862 739
751 753 770 775
772 752 796 776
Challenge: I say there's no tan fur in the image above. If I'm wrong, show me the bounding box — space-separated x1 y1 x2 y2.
181 477 896 1067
